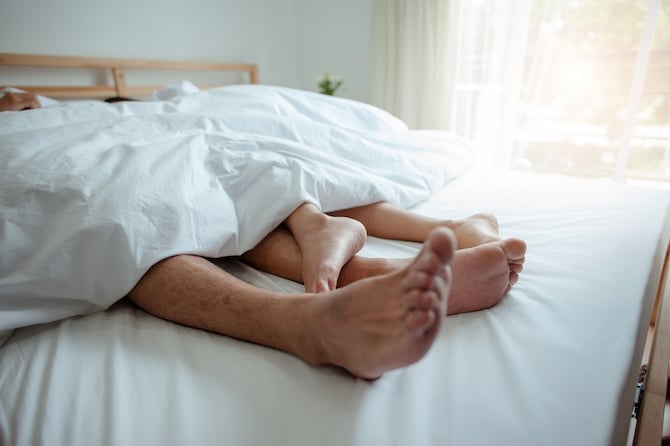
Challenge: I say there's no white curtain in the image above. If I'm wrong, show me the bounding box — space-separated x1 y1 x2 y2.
448 0 531 167
369 0 458 130
370 0 669 182
370 0 530 167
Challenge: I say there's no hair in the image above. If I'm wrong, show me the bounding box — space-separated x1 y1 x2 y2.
103 96 138 103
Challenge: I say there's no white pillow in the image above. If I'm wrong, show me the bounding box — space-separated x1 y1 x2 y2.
150 80 200 101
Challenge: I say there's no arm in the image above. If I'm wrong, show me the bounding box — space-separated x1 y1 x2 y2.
0 91 41 111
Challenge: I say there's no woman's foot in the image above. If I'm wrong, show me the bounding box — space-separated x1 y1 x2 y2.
338 237 527 315
286 203 367 293
444 213 500 249
304 228 456 379
446 238 526 314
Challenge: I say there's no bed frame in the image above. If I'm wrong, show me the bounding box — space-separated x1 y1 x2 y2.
0 52 258 98
636 231 670 445
1 52 668 446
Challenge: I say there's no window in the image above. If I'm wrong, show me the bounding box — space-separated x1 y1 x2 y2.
450 0 670 185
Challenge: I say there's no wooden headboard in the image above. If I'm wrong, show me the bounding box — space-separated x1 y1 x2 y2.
0 52 258 98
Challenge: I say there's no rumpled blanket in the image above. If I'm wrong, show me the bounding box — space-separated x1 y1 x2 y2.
0 85 474 331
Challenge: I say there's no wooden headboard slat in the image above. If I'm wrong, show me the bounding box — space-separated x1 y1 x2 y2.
13 85 118 97
0 53 257 73
0 52 258 98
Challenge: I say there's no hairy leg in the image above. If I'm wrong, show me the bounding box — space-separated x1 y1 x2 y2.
329 201 499 248
127 227 455 379
242 224 527 315
284 202 366 293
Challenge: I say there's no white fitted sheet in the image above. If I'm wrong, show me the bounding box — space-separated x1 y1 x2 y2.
0 169 668 446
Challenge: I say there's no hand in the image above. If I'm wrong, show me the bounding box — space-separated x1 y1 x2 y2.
0 91 41 112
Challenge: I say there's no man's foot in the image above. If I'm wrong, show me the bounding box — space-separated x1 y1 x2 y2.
304 228 456 379
289 208 367 293
445 213 500 249
338 237 527 315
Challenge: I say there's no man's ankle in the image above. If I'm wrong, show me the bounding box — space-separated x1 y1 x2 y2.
288 295 332 367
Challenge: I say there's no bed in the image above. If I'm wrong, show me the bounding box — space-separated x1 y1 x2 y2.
0 53 669 446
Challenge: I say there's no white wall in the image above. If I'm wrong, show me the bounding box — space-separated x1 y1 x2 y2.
295 0 374 100
0 0 374 101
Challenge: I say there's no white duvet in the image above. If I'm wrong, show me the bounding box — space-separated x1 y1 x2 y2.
0 85 474 331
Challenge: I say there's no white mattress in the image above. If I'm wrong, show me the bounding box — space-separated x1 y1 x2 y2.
1 169 668 446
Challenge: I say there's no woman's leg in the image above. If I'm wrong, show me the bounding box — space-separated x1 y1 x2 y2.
242 225 399 287
329 201 500 249
242 225 527 315
329 202 525 290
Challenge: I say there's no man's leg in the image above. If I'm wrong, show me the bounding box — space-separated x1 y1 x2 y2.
128 227 455 380
242 225 527 315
